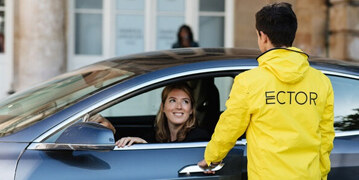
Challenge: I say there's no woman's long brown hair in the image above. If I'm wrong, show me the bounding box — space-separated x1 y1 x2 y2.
155 82 197 142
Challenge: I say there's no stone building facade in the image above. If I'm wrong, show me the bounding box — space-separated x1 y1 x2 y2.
234 0 359 62
1 0 358 99
235 0 329 57
329 0 359 61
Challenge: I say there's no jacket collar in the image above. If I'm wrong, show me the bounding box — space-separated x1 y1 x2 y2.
256 47 309 61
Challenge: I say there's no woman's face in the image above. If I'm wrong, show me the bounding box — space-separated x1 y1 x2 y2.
163 88 193 127
180 28 189 39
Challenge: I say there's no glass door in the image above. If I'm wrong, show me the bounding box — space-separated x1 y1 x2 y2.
115 0 145 56
156 0 185 50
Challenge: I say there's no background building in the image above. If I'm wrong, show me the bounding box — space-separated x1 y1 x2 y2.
0 0 358 99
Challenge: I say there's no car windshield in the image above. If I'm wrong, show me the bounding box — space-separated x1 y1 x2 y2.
0 61 135 137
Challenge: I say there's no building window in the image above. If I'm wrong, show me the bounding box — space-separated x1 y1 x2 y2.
199 0 225 47
156 0 185 50
115 0 145 56
69 0 233 70
74 0 103 55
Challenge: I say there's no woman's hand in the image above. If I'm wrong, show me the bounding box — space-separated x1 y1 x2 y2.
89 114 116 134
116 137 147 148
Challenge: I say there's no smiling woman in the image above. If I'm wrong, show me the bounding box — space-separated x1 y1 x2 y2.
115 82 210 147
155 83 198 143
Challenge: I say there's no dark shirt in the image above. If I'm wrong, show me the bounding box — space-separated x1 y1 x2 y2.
143 128 210 143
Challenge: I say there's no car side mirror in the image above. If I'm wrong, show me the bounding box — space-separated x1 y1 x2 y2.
54 122 115 151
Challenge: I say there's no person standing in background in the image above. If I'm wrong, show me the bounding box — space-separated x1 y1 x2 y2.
172 25 199 48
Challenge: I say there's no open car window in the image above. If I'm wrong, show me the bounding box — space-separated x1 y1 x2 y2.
44 75 235 144
99 76 234 142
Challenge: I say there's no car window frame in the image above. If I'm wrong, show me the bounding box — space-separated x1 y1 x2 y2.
29 68 250 148
30 67 359 150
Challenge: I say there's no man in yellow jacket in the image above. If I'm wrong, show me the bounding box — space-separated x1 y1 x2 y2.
198 2 334 180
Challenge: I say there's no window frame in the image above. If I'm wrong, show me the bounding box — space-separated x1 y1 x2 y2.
25 64 359 149
31 68 247 144
74 5 103 55
28 70 247 151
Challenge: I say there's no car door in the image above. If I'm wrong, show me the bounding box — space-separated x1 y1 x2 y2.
15 141 246 179
325 74 359 180
15 75 247 179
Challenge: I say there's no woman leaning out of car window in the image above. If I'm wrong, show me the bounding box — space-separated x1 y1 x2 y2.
116 82 210 147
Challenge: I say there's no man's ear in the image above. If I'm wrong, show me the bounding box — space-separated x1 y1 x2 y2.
259 31 268 43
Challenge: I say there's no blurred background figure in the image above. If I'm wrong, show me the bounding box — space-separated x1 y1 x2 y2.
172 24 199 48
0 33 4 53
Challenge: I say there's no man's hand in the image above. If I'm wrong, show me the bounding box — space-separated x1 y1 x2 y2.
197 159 216 174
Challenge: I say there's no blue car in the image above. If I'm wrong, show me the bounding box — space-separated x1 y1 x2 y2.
0 48 358 180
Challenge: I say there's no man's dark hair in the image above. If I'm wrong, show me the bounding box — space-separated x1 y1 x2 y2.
255 2 297 47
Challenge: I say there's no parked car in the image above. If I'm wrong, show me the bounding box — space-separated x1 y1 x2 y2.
0 48 358 180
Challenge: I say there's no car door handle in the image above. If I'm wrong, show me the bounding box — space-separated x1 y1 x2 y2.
178 163 224 174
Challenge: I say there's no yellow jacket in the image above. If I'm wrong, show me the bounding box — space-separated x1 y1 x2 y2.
205 47 334 180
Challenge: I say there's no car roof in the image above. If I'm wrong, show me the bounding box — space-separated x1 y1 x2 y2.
99 48 261 74
97 47 359 77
